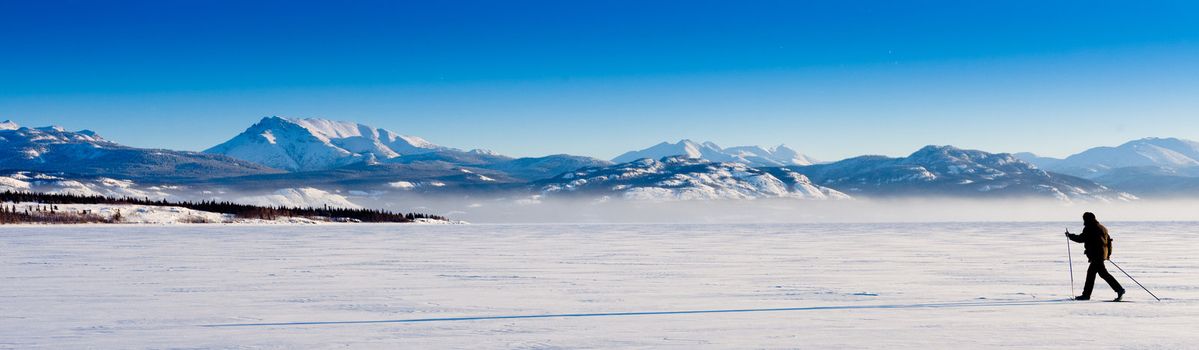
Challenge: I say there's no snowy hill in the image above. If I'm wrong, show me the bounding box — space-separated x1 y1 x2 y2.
612 140 817 167
205 117 451 172
0 172 176 199
0 171 379 210
538 156 849 201
0 122 279 180
797 145 1134 201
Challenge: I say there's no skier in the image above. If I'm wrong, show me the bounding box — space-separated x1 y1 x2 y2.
1066 212 1125 301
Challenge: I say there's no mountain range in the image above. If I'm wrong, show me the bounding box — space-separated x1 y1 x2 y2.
5 116 1198 205
0 121 278 181
1015 137 1199 197
797 145 1132 201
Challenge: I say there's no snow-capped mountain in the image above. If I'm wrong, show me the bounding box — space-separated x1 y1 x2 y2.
3 117 1188 201
1018 137 1199 179
0 122 278 180
205 116 451 172
612 140 817 167
797 145 1134 201
1015 138 1199 197
538 156 849 201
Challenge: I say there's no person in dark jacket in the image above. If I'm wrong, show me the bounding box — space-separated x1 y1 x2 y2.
1066 212 1125 301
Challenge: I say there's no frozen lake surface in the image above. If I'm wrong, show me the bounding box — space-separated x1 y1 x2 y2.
3 222 1197 349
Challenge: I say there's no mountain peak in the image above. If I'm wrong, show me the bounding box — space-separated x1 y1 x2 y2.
912 144 960 154
468 148 500 156
35 125 67 133
613 140 816 166
0 120 19 130
206 116 453 172
1041 137 1199 178
285 117 375 140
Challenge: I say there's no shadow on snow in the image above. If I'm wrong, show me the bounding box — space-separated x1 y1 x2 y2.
202 299 1072 328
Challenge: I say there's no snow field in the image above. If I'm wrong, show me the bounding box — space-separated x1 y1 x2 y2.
1 222 1196 348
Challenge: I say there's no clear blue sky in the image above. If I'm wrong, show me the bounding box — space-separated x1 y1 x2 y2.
2 0 1198 160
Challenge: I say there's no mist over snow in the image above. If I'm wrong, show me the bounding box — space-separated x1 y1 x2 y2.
350 194 1199 224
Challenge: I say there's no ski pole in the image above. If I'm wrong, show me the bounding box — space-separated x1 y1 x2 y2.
1065 230 1074 297
1109 260 1161 301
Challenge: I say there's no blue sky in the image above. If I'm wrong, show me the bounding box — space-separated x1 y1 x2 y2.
2 0 1198 160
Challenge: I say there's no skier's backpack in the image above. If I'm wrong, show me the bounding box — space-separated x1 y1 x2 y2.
1101 228 1113 260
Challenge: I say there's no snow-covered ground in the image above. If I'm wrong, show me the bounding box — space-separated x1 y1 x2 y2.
1 222 1196 348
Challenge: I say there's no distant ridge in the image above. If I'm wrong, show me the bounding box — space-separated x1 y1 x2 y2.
798 145 1134 201
613 139 817 166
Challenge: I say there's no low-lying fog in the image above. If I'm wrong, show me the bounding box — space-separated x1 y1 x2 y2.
355 195 1199 224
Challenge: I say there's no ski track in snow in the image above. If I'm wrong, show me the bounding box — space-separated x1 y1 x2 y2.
2 222 1197 348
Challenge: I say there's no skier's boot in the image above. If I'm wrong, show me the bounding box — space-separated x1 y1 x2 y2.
1112 289 1125 302
1074 295 1090 301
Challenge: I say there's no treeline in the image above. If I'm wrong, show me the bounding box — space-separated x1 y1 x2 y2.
0 203 112 224
0 191 446 224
